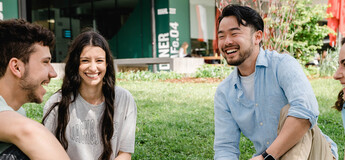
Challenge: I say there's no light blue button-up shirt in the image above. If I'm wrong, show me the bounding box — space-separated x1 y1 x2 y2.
214 49 338 160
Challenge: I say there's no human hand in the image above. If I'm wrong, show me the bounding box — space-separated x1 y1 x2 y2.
249 155 264 160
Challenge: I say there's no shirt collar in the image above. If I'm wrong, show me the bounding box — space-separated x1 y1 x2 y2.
0 96 8 107
231 48 267 89
255 48 268 68
232 67 240 89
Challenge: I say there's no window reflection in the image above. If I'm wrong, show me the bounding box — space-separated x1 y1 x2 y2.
29 0 138 62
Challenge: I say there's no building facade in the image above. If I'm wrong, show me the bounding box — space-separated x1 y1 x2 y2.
1 0 217 69
2 0 336 69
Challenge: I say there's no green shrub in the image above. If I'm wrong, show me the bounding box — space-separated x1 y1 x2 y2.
116 65 234 81
116 71 183 81
303 65 319 78
193 64 234 79
286 0 332 65
319 48 340 77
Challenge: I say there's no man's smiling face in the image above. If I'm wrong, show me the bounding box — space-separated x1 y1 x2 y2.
217 16 256 67
19 43 57 103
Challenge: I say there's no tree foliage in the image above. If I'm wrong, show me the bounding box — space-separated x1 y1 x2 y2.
286 0 332 65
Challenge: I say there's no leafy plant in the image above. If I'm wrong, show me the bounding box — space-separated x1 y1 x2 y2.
193 64 234 79
286 0 333 65
116 64 234 81
116 71 183 81
319 47 340 77
303 65 319 78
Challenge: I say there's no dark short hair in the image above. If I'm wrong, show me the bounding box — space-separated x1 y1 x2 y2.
0 19 55 78
218 5 264 33
342 38 345 45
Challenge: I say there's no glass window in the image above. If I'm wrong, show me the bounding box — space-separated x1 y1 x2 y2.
189 0 215 57
28 0 138 62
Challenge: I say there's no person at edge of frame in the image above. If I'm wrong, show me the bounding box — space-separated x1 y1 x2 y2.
0 19 69 160
333 37 345 160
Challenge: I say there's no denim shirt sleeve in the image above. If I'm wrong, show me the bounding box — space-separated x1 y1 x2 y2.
214 87 241 160
276 55 319 128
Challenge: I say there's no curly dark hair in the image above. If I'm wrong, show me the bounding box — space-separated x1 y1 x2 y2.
42 30 115 160
0 19 55 78
333 38 345 111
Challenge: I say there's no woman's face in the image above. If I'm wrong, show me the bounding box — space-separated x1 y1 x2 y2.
334 44 345 99
78 46 107 89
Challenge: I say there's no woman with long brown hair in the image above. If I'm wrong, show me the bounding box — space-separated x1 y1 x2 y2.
333 38 345 160
42 30 137 160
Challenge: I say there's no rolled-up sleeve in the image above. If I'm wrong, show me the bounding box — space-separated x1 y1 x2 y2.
277 55 319 128
214 88 241 160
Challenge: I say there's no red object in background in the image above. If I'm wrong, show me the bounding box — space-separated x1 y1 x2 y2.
196 5 204 42
213 8 221 56
340 0 345 38
327 0 345 47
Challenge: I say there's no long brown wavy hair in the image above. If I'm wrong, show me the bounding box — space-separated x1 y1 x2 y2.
42 30 115 160
333 38 345 111
334 90 344 111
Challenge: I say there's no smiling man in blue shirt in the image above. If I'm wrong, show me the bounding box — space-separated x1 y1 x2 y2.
214 5 338 160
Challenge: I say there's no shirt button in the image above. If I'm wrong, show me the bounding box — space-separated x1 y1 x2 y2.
260 122 263 126
267 141 270 145
255 103 258 106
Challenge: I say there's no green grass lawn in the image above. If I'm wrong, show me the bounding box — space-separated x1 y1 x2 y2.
23 78 344 160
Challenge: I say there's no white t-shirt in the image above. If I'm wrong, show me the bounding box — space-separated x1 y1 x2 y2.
0 96 26 153
239 72 255 101
43 86 137 160
179 48 185 58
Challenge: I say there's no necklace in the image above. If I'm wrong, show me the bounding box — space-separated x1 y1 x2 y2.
93 96 104 105
82 94 104 105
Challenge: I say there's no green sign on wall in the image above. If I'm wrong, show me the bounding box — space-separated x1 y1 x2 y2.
0 1 2 20
155 0 190 70
0 0 19 20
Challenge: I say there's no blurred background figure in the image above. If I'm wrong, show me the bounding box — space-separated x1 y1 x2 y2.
179 42 189 58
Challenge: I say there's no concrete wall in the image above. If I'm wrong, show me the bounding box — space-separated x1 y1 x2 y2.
171 58 204 74
51 63 66 79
